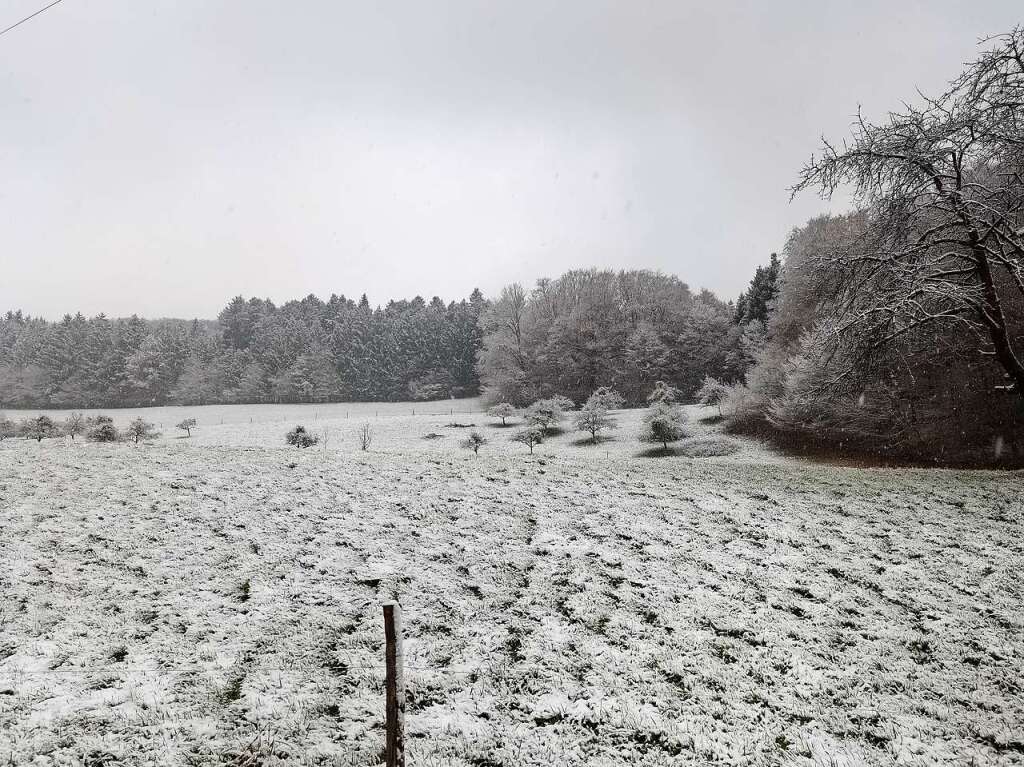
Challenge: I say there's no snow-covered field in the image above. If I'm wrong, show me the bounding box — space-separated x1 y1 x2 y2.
1 402 1022 766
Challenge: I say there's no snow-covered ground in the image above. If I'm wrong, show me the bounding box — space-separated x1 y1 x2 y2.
1 403 1021 765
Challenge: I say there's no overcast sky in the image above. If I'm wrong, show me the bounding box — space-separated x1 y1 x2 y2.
1 1 1021 319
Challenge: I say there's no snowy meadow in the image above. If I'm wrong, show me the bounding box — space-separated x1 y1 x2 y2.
0 401 1022 766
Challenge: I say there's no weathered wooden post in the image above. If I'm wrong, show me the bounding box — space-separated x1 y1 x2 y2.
383 603 404 767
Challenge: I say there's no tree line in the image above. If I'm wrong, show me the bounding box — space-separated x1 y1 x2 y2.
2 268 774 412
0 291 486 408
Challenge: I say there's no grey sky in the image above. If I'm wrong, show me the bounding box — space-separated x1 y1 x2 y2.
1 1 1020 319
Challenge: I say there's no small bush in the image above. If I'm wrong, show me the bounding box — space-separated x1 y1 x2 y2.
87 416 119 443
285 425 319 448
647 380 682 404
511 427 544 454
125 417 160 444
487 403 517 426
358 423 373 451
587 386 625 411
461 431 488 455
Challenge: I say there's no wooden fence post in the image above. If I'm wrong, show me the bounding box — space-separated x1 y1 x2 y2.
383 603 405 767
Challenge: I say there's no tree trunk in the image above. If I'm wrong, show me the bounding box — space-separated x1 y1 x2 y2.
972 238 1024 399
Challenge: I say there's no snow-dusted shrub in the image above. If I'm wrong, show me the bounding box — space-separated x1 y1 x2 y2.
87 416 119 443
19 415 59 442
646 380 681 405
285 425 319 448
125 418 160 444
63 412 86 440
0 413 14 441
574 404 616 443
525 396 573 435
639 399 687 451
486 402 516 426
461 431 487 455
511 427 544 453
677 437 741 458
720 382 761 424
357 423 373 451
586 386 625 411
696 376 728 415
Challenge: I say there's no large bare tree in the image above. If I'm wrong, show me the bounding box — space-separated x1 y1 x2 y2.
793 28 1024 399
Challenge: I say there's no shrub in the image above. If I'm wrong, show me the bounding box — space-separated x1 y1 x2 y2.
587 386 625 411
720 382 763 426
87 415 119 443
696 377 728 415
511 427 544 454
524 396 573 435
0 413 14 441
574 406 615 443
639 399 687 451
574 388 624 443
461 431 488 455
486 403 517 426
20 415 59 442
125 418 160 444
358 423 373 451
176 417 197 437
646 380 682 405
285 425 319 448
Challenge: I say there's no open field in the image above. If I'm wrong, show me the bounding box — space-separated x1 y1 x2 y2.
1 404 1022 766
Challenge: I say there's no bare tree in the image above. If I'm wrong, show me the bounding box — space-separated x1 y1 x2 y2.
125 417 160 444
461 431 487 455
792 27 1024 399
511 427 544 454
358 423 373 451
64 412 86 440
176 417 197 437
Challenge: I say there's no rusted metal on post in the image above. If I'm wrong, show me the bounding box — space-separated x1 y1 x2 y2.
383 603 405 767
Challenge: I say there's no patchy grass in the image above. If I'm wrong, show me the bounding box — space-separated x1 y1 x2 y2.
677 436 742 458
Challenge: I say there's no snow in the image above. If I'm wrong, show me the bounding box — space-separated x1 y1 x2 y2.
0 401 1022 765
